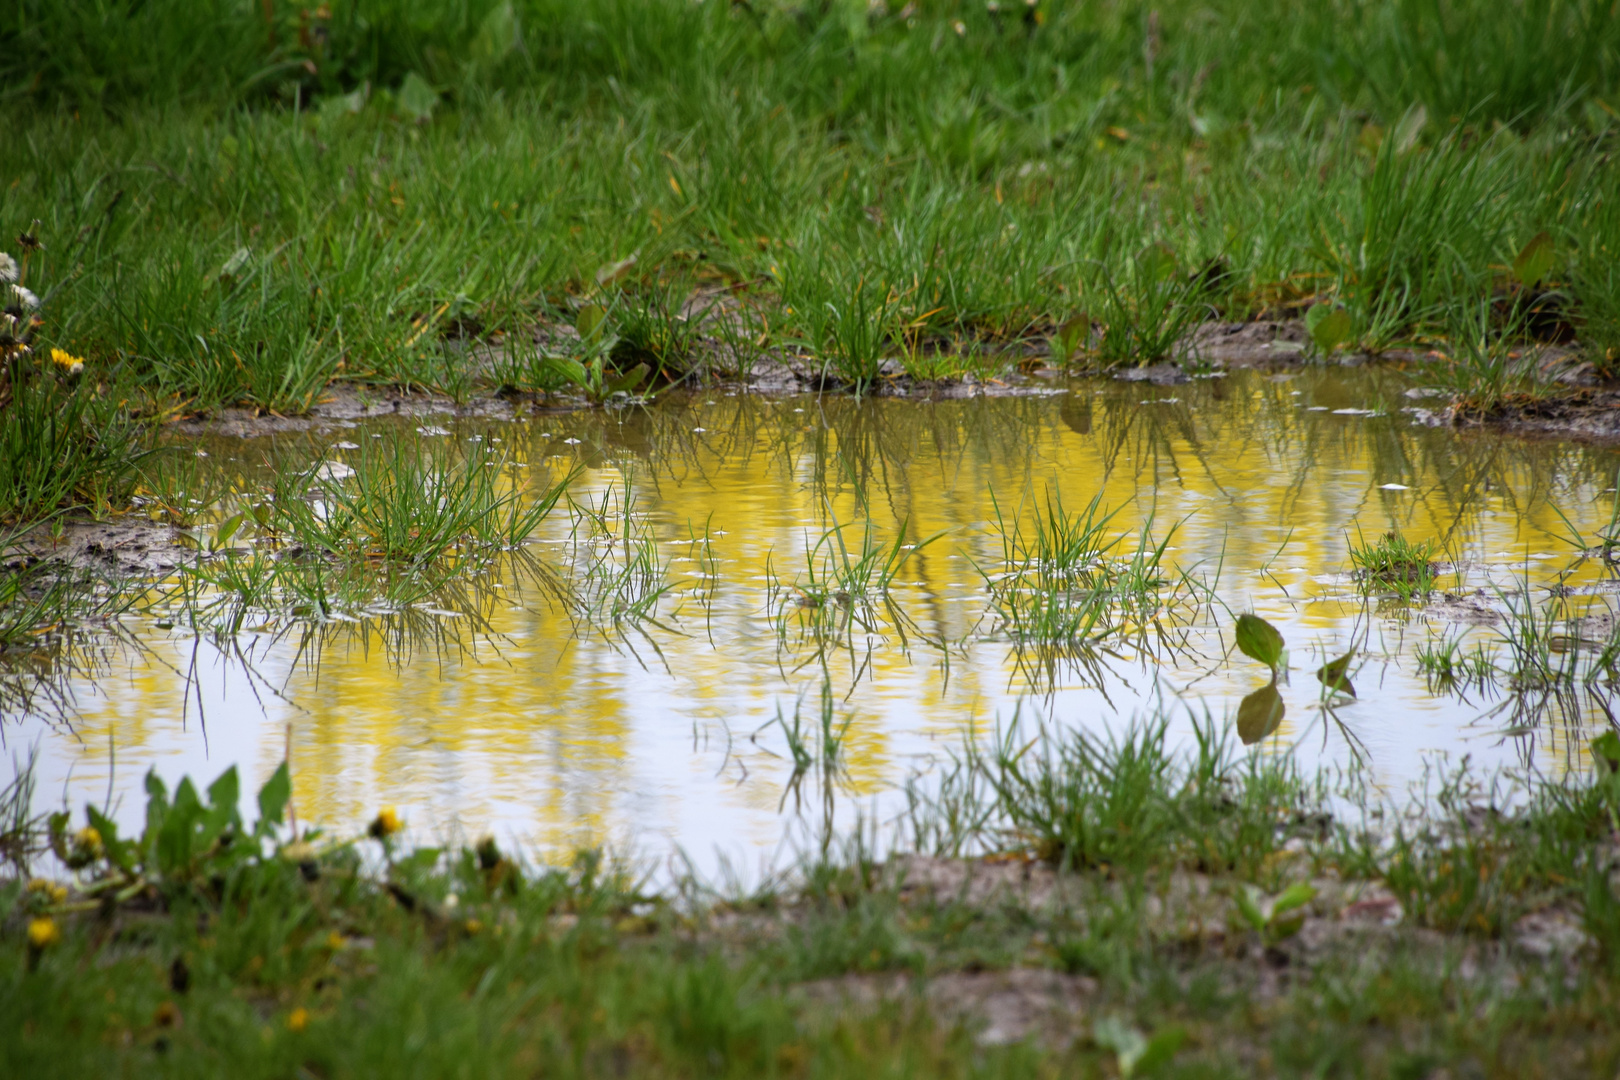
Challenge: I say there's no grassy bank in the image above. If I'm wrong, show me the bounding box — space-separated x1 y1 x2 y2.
4 719 1620 1076
0 0 1616 434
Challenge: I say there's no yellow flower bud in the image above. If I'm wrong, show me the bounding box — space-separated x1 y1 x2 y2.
28 917 60 950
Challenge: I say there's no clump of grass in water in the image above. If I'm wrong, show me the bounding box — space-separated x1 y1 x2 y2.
267 430 571 565
1415 631 1496 690
1348 528 1439 600
977 491 1195 653
769 510 942 662
564 483 679 658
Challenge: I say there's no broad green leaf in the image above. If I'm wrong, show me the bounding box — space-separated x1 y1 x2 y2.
1593 730 1620 774
207 766 240 817
1093 1016 1149 1077
397 73 438 122
1316 651 1356 698
1233 886 1267 932
156 778 203 878
1136 242 1179 285
87 804 136 874
1235 613 1285 671
144 768 170 842
257 761 292 829
213 511 245 551
1134 1027 1186 1076
575 303 609 341
606 362 649 395
1236 682 1286 745
1513 231 1554 289
555 357 590 387
1305 303 1354 354
471 0 519 63
47 810 71 862
395 846 444 877
1271 882 1318 918
1051 316 1088 364
594 253 638 288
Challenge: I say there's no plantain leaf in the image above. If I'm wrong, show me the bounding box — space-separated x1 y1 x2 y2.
1235 613 1285 671
1136 242 1179 285
1315 651 1356 698
470 0 519 63
397 73 438 123
605 362 649 395
1593 730 1620 774
1271 882 1318 918
1236 682 1286 745
257 761 292 830
1305 303 1354 355
575 303 609 341
1513 231 1554 289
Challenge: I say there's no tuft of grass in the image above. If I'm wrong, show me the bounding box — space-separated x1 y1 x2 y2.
267 429 571 565
0 369 144 524
1348 528 1439 600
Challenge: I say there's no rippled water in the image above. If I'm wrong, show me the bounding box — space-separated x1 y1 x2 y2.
17 367 1620 875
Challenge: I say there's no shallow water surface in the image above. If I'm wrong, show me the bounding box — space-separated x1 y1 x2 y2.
18 368 1620 875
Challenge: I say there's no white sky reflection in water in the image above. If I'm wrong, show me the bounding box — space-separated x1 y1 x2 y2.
16 367 1620 880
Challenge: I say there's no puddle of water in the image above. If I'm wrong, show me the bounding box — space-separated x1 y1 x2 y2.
14 367 1620 878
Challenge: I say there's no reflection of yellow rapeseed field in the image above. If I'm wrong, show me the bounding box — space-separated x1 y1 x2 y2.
51 377 1620 854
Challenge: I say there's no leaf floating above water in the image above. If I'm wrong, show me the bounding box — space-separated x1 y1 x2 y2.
1237 682 1286 745
1235 613 1285 674
1315 651 1356 698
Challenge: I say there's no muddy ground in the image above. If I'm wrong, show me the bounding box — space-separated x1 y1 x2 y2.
715 851 1615 1050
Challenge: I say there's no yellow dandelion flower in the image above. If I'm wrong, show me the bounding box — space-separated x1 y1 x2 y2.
49 348 84 375
287 1006 310 1033
28 917 60 950
368 806 402 839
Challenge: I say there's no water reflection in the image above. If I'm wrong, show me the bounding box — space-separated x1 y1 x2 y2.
13 367 1620 874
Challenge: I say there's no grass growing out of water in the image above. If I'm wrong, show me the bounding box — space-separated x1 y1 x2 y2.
979 493 1194 654
1348 528 1440 600
8 722 1620 1076
268 431 570 564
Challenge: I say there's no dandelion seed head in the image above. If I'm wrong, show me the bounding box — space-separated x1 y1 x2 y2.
0 253 16 284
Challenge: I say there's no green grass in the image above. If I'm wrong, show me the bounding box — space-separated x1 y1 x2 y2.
0 0 1615 437
1348 527 1441 600
7 718 1620 1076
